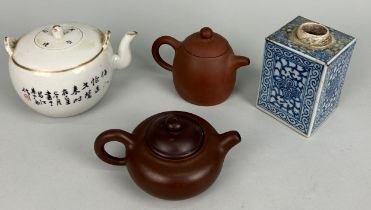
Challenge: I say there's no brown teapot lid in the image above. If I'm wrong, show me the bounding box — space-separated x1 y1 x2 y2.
145 113 204 159
183 27 229 58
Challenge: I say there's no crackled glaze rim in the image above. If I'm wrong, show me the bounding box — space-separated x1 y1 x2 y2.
290 22 336 50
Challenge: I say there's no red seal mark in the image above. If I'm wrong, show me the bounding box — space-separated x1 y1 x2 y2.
23 94 31 101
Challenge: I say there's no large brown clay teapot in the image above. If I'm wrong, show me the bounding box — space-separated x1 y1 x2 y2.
152 27 250 106
94 111 241 200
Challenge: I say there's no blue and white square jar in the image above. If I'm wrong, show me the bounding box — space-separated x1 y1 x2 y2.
257 16 356 137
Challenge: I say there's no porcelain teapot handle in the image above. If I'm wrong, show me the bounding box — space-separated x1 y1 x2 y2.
4 36 17 56
102 30 111 49
152 36 181 71
94 129 135 166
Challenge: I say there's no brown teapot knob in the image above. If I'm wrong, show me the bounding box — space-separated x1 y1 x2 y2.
200 27 213 39
165 115 182 132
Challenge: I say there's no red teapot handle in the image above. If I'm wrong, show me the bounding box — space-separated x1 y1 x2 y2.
94 129 134 166
152 36 181 71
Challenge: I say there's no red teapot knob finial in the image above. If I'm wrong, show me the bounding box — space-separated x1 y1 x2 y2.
165 115 182 131
200 27 213 39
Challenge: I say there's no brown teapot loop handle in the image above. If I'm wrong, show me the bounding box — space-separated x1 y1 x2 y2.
94 129 134 166
152 36 181 71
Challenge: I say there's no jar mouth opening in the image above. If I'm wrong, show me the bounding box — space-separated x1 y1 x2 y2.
291 22 335 49
301 23 328 36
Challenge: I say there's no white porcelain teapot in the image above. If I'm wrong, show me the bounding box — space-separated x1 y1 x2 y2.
4 23 137 117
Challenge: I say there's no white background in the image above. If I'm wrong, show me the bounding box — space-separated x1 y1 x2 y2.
0 0 370 209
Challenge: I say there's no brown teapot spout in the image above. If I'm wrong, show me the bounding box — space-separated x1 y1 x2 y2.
219 131 241 154
231 55 250 71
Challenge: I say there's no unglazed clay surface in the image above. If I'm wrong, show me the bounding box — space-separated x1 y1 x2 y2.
94 111 241 200
152 27 250 106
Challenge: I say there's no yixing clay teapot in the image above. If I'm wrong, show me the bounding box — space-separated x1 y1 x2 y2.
94 111 241 200
4 23 137 117
152 27 250 106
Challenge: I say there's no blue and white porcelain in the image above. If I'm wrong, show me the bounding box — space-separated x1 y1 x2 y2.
257 16 356 137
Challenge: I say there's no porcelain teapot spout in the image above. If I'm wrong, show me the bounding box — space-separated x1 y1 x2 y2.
219 131 241 155
112 31 138 70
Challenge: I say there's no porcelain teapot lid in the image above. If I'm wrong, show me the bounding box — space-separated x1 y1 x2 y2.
182 27 230 58
145 113 204 159
10 22 109 72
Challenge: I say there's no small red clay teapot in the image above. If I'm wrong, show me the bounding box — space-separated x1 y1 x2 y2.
94 111 241 200
152 27 250 106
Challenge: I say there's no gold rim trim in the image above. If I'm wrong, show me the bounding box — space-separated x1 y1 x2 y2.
11 47 105 73
11 30 110 74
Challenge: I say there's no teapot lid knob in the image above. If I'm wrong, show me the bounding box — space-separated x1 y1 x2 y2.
200 27 213 39
52 25 64 39
165 116 182 132
145 113 204 159
182 26 229 57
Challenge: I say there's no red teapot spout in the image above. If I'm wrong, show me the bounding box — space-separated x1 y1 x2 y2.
231 55 250 71
219 131 241 154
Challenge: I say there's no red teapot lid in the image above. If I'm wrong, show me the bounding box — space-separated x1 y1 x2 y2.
145 114 204 159
183 27 230 58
